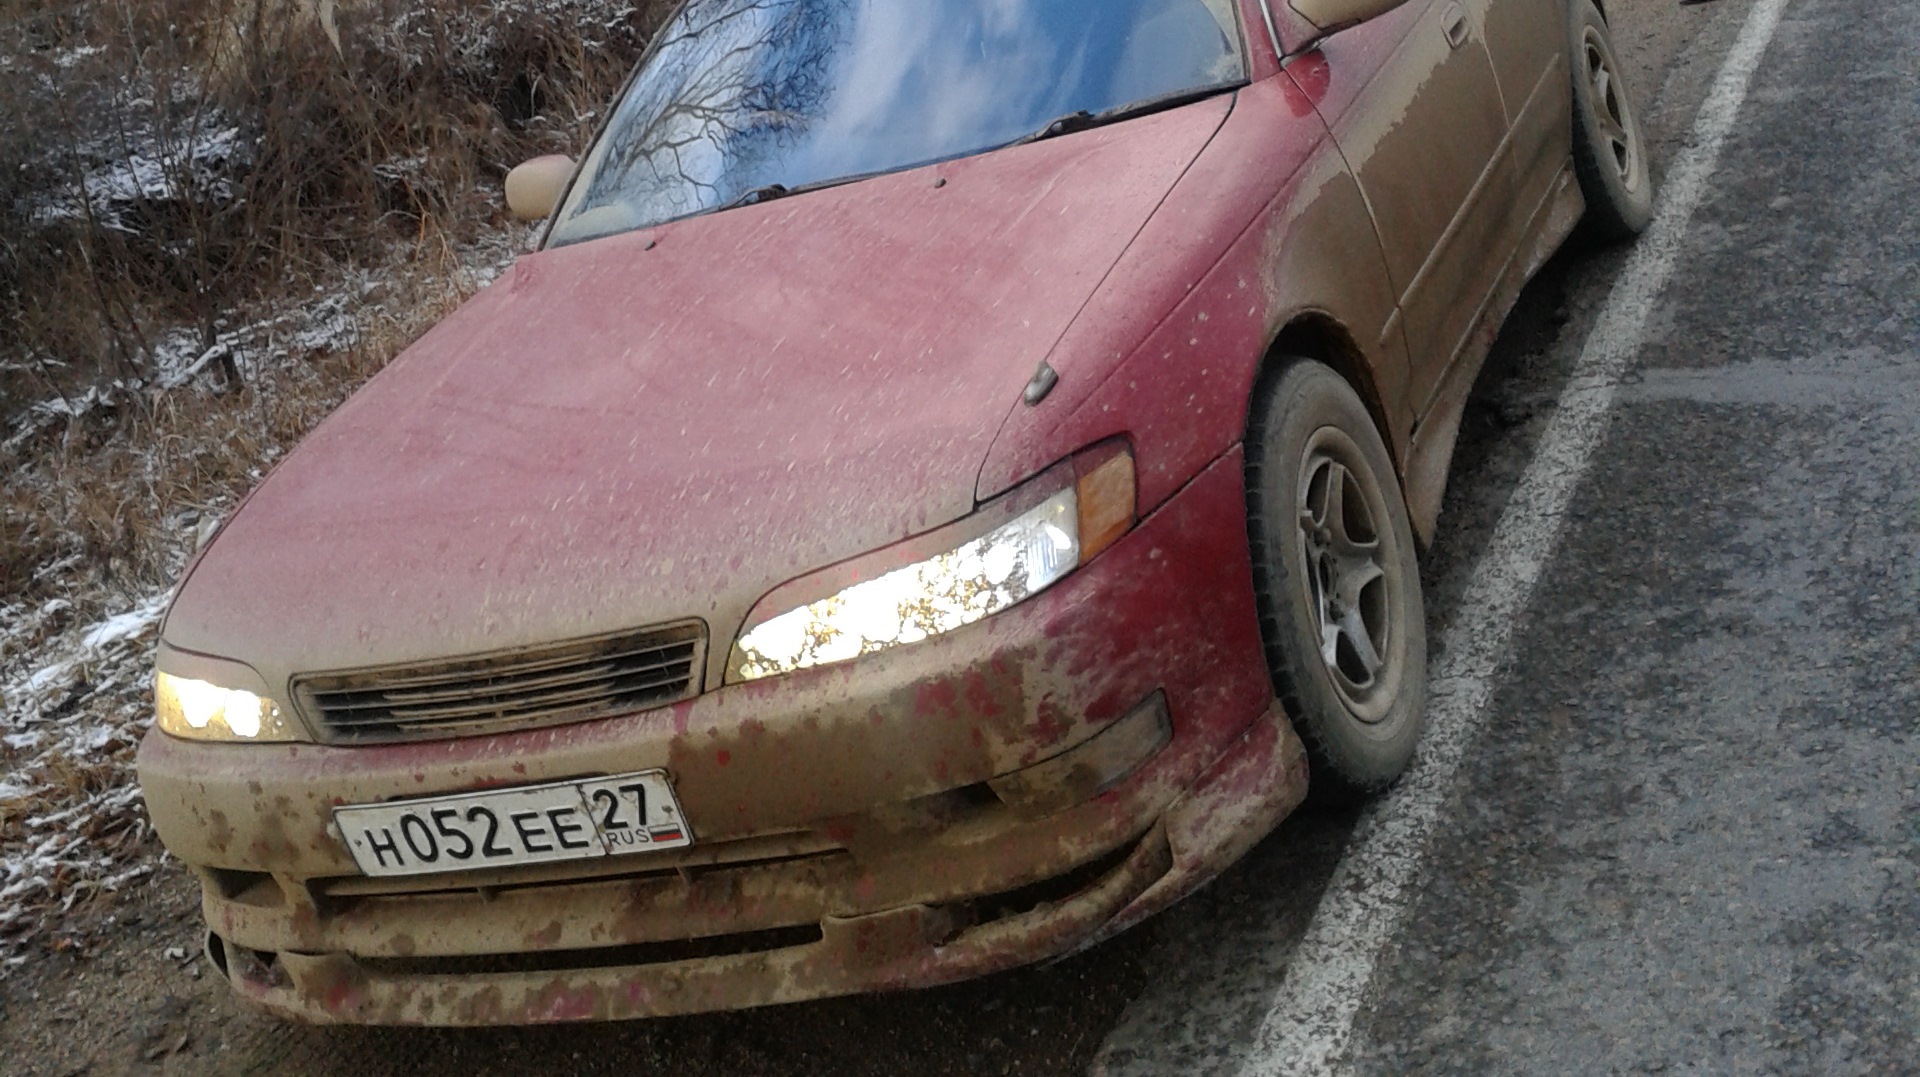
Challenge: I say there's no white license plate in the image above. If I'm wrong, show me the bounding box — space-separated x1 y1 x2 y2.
335 769 692 878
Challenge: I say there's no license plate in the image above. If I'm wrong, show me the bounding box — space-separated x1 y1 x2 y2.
335 770 692 878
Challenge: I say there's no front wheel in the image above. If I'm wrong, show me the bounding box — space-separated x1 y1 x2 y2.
1570 0 1655 241
1245 361 1427 803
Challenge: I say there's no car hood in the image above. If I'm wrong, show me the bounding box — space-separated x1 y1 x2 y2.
164 97 1231 688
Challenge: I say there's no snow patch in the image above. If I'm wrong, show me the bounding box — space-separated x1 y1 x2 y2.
52 45 107 69
1 589 173 956
81 595 168 650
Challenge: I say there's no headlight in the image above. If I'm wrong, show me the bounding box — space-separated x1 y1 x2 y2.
154 671 300 742
731 447 1135 681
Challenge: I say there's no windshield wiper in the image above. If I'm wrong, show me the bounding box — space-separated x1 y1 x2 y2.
708 86 1241 220
723 183 792 209
1028 110 1099 143
718 172 879 213
1020 84 1242 145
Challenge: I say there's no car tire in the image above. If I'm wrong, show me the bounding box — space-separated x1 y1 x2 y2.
1246 360 1427 803
1570 0 1654 242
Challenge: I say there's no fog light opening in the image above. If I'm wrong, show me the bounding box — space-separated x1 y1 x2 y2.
205 931 230 979
988 690 1174 816
1091 692 1172 799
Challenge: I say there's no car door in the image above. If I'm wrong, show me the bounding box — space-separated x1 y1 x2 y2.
1273 0 1514 421
1479 0 1574 228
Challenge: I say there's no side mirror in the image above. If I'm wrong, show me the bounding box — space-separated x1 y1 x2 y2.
505 155 576 222
1288 0 1411 35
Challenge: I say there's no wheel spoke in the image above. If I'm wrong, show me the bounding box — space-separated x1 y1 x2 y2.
1325 471 1380 561
1605 127 1632 164
1337 606 1385 682
1607 114 1632 148
1319 609 1343 669
1585 36 1638 182
1320 464 1355 549
1321 462 1348 540
1298 507 1327 560
1332 530 1380 561
1596 100 1629 145
1335 557 1386 612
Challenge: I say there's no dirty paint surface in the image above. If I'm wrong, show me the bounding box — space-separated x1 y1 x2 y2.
160 100 1233 691
138 0 1604 1027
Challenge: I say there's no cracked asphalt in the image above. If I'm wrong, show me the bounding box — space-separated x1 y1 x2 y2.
3 0 1914 1073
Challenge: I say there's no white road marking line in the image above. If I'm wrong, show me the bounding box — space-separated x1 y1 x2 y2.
1088 3 1797 1074
1224 2 1795 1073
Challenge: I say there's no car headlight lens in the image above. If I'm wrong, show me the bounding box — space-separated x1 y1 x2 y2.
154 671 299 742
731 448 1135 682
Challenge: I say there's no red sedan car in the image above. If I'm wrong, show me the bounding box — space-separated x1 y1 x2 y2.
140 0 1651 1024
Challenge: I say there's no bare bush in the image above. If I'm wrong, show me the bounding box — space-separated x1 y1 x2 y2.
2 0 666 410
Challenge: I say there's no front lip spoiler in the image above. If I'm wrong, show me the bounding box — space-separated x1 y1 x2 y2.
218 825 1174 1025
208 699 1307 1026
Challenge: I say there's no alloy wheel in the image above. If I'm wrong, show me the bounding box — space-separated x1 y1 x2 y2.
1296 432 1396 721
1583 27 1643 193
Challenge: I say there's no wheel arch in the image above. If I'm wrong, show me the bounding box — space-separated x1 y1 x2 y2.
1251 312 1405 481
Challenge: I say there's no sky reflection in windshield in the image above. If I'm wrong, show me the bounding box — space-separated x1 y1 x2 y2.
548 0 1243 245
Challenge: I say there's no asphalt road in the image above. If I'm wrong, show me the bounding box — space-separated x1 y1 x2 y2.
1100 0 1920 1071
4 0 1915 1073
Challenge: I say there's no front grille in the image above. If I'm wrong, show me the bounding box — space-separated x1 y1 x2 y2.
294 622 705 743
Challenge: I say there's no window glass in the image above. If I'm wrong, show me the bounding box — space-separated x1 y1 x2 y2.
548 0 1246 246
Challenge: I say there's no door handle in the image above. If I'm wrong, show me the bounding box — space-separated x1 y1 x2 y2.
1442 2 1469 48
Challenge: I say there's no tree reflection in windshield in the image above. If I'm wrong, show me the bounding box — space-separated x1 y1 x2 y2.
548 0 1244 246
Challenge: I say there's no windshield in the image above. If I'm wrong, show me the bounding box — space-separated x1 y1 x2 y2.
547 0 1245 246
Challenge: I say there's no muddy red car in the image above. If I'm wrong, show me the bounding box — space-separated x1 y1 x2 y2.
140 0 1651 1024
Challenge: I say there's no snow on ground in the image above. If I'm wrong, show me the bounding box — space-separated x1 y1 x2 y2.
25 76 246 234
0 590 170 963
1 284 367 452
2 217 536 454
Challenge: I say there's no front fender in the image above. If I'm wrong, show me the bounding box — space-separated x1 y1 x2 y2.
976 73 1409 517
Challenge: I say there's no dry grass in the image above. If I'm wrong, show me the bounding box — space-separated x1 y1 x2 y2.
0 251 465 609
0 0 664 400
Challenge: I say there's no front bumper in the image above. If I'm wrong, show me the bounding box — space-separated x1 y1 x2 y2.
140 449 1307 1024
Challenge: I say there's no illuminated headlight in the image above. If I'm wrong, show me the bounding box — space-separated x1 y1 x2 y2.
730 447 1137 682
733 490 1080 681
154 671 299 742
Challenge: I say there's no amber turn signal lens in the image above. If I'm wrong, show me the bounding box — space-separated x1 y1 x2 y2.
1075 449 1135 563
